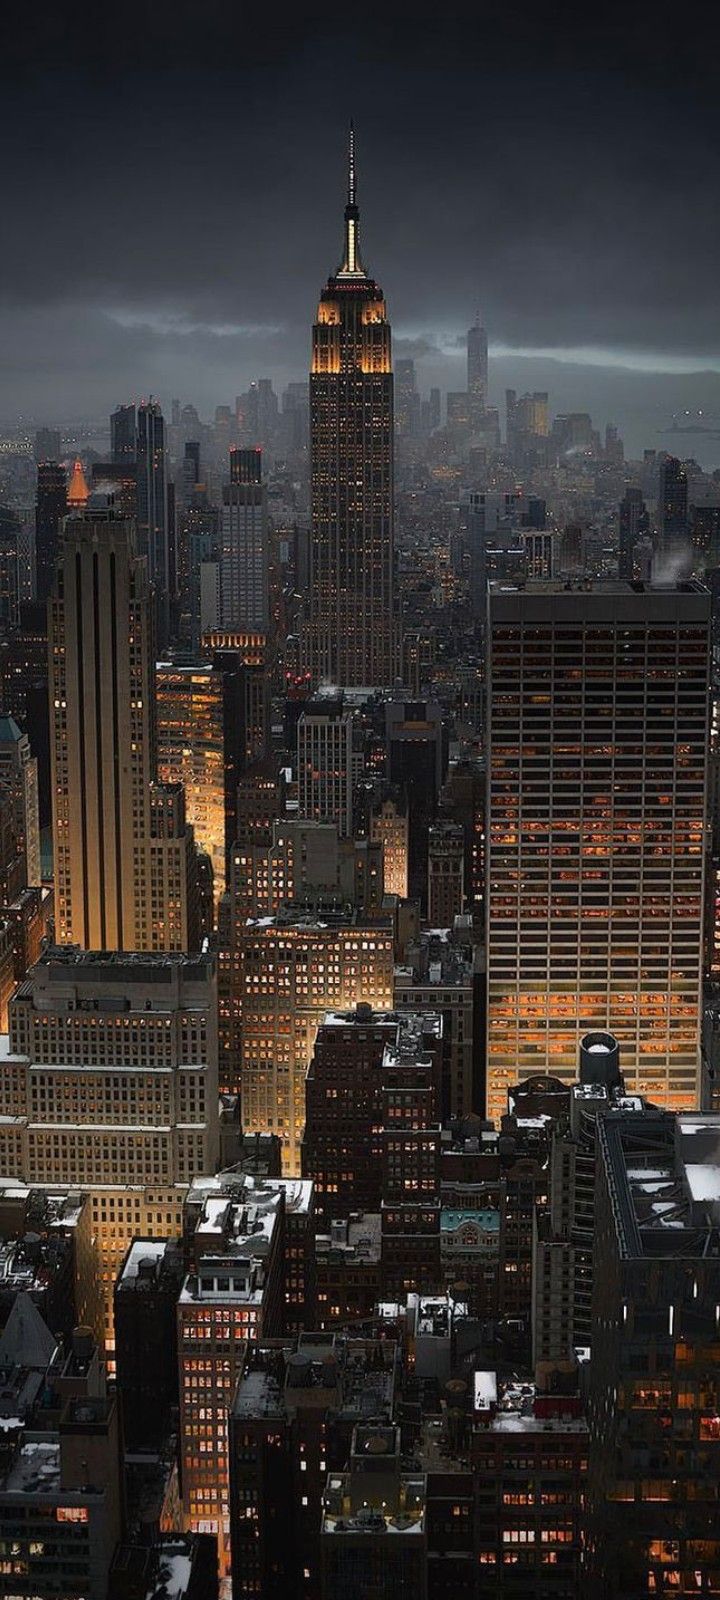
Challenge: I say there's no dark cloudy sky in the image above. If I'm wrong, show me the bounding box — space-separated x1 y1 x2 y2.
2 0 720 460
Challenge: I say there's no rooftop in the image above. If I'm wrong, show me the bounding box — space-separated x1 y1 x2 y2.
600 1109 720 1259
244 907 393 934
322 1470 425 1537
187 1169 313 1218
232 1335 396 1424
117 1238 182 1290
19 947 214 990
146 1543 195 1600
3 1438 61 1495
317 1212 382 1264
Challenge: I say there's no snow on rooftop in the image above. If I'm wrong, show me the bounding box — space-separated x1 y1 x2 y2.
5 1439 61 1494
121 1240 169 1282
474 1371 497 1409
149 1551 192 1600
684 1163 720 1203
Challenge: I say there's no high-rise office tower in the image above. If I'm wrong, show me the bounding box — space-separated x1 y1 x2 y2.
532 1031 635 1368
220 447 269 632
156 659 230 905
34 426 61 464
35 461 67 605
0 510 20 628
111 403 137 463
386 698 448 904
467 310 488 423
297 694 354 836
486 581 709 1121
0 602 51 829
136 400 170 638
395 358 420 437
506 389 549 462
178 1169 314 1572
0 714 41 888
618 486 650 580
427 821 465 926
114 1237 185 1453
658 455 689 546
302 1007 442 1226
49 510 200 951
180 438 201 517
238 907 395 1173
0 947 219 1352
370 788 409 898
394 924 476 1120
306 127 397 687
588 1109 720 1598
229 818 383 926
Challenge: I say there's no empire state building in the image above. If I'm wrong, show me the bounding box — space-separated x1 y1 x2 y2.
306 128 398 687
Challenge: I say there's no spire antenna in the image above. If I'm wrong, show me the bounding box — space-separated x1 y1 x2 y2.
348 120 356 208
338 120 365 278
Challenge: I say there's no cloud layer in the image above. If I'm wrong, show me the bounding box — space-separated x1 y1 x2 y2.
0 0 718 458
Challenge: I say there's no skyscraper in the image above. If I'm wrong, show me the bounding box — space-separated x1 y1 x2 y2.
34 461 67 606
49 510 200 951
156 659 230 903
467 310 488 424
618 485 650 580
297 694 354 836
34 426 61 464
486 580 709 1120
237 907 394 1173
658 455 689 544
0 947 219 1353
0 714 41 888
306 127 397 687
110 403 137 463
136 400 170 638
588 1109 720 1597
220 447 269 632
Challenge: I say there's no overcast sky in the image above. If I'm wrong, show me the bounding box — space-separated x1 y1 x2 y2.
2 0 720 459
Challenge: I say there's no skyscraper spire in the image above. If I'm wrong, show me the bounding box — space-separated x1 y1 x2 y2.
348 119 356 208
338 121 365 278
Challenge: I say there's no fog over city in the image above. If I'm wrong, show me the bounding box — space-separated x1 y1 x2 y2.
2 0 719 458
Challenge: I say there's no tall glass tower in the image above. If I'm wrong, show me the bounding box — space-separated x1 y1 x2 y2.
467 310 488 424
306 127 397 687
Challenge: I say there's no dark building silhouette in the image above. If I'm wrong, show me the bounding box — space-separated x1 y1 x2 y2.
35 461 67 607
111 403 137 463
618 486 649 580
658 456 688 545
588 1109 720 1597
114 1238 185 1452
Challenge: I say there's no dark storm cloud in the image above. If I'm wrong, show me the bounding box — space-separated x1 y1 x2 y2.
1 0 719 426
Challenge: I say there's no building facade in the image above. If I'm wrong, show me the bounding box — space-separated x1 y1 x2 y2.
0 948 219 1352
306 129 397 687
220 448 269 633
49 512 200 951
237 910 395 1173
486 581 709 1120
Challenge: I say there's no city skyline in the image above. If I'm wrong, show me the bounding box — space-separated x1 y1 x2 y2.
2 0 720 455
2 6 720 1594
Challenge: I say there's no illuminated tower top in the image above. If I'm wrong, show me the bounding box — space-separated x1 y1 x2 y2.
67 457 89 508
313 125 390 379
337 121 366 279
